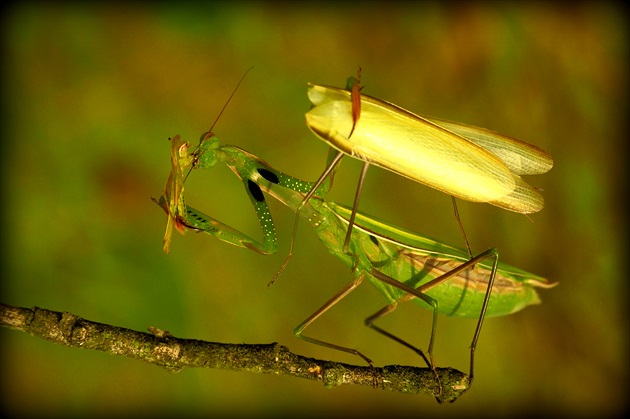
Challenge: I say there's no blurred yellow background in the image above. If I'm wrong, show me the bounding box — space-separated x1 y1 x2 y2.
2 2 627 417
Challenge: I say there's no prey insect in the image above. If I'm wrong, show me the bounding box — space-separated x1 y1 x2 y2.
154 67 253 253
154 135 555 400
275 73 554 281
157 135 194 254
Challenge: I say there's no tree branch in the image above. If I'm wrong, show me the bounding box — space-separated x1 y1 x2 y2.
0 303 469 403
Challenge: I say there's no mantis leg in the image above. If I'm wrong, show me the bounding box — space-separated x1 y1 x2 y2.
342 161 370 271
292 273 373 365
365 248 499 385
272 149 345 284
156 176 280 255
363 293 432 369
451 196 473 259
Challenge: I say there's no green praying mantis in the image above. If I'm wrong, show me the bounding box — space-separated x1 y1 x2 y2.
276 71 554 280
153 131 556 398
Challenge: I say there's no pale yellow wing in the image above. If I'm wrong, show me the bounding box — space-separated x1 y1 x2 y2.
489 174 545 213
425 117 553 176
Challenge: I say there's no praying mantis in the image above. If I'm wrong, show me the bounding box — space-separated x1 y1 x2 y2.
276 72 554 280
153 133 555 399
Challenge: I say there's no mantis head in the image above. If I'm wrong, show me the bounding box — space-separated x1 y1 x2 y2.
193 131 221 169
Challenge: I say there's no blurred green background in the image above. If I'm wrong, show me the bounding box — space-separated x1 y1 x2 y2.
1 2 627 417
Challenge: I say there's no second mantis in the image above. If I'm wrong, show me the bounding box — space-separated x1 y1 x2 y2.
277 72 554 280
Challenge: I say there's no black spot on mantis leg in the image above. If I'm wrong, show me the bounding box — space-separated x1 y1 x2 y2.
247 180 265 202
258 168 280 184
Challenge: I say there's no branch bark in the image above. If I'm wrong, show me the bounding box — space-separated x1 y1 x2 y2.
0 302 470 403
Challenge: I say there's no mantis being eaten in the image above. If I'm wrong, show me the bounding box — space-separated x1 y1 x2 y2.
153 133 556 400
